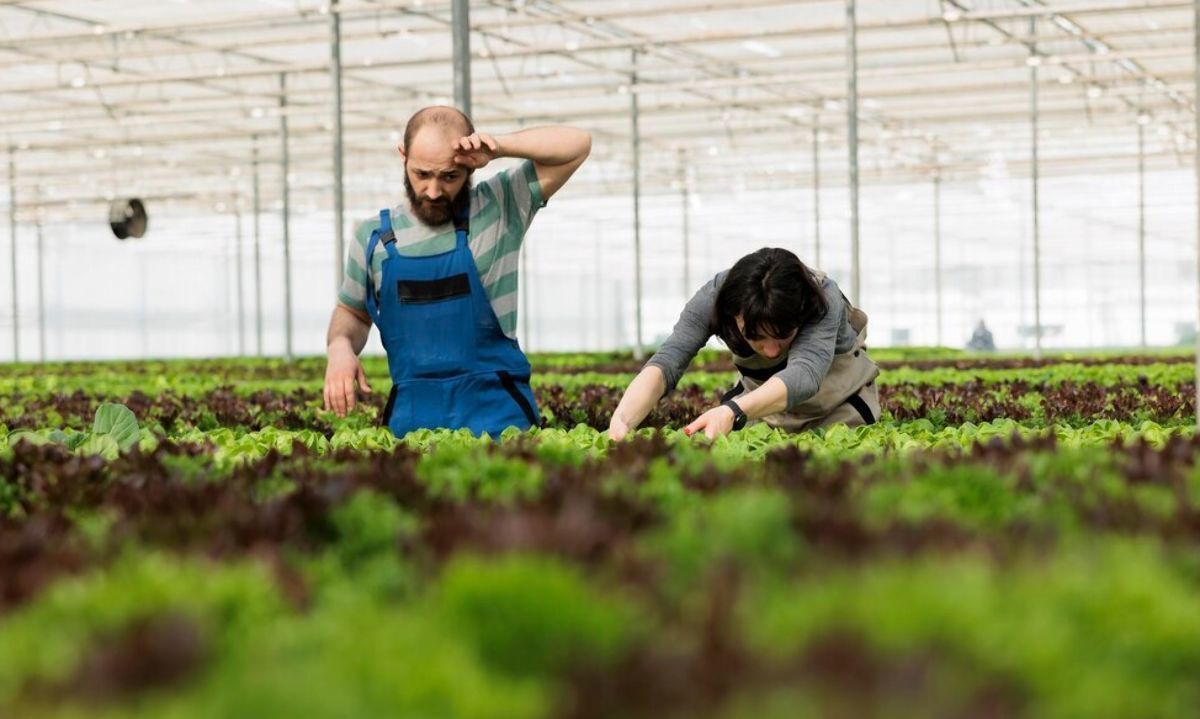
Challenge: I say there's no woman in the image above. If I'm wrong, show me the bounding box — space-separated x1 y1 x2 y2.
608 247 880 440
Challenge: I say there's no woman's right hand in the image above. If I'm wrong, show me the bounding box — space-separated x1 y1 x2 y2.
607 366 667 441
607 414 632 441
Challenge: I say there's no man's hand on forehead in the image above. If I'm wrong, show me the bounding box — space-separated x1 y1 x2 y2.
452 132 499 169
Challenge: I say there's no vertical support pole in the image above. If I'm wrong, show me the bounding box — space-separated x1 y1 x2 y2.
53 238 62 356
1030 17 1044 358
235 200 246 357
252 137 264 357
331 0 346 288
631 50 645 360
579 265 587 351
1083 219 1097 344
594 221 603 350
933 167 944 348
279 73 294 361
679 148 691 299
7 146 17 362
36 212 44 362
138 253 148 358
452 0 472 116
846 0 861 304
812 115 822 268
1138 116 1147 348
222 210 232 355
1193 0 1200 427
1017 190 1028 343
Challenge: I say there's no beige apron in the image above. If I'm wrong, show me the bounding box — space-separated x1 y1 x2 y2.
733 274 880 432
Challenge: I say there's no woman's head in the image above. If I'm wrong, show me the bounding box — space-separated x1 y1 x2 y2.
713 247 828 359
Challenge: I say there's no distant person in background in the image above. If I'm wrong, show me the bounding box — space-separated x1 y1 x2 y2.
322 105 591 437
967 319 995 352
608 248 881 440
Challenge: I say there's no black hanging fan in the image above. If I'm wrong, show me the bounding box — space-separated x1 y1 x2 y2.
108 198 148 240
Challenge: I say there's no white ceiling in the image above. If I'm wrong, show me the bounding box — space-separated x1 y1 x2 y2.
0 0 1195 215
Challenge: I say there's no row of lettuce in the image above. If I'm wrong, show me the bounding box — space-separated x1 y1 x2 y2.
1 397 1194 466
2 373 1195 445
2 351 1199 717
7 345 1195 374
9 355 1199 396
2 427 1200 717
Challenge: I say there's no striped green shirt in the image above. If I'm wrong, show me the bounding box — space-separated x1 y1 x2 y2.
337 159 545 338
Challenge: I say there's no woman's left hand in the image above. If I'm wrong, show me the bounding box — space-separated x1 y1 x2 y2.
684 405 736 440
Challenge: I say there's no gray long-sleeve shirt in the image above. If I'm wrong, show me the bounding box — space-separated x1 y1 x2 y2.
645 270 857 410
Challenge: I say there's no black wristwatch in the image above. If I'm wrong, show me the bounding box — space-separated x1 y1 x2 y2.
721 399 748 431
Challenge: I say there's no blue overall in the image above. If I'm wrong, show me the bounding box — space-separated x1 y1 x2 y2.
364 206 539 437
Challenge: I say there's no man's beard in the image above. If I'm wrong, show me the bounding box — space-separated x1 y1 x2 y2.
405 174 471 227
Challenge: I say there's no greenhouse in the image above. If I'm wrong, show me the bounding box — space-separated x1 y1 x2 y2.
3 1 1200 717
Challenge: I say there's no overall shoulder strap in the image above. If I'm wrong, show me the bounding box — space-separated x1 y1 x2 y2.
363 228 383 323
378 209 396 245
363 209 397 323
453 200 470 247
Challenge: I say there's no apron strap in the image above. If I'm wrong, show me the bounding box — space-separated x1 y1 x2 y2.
720 382 745 403
364 209 399 323
363 228 383 324
844 390 876 425
379 209 400 260
453 200 470 249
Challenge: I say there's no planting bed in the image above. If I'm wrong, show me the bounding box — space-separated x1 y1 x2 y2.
1 350 1199 718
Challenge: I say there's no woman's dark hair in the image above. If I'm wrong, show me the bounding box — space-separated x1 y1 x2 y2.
713 247 828 356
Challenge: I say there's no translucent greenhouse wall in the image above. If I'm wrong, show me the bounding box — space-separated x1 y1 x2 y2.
3 162 1197 361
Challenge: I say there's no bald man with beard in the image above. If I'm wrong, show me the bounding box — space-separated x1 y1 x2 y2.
323 107 591 438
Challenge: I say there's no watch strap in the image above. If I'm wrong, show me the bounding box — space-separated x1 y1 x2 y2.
721 399 747 431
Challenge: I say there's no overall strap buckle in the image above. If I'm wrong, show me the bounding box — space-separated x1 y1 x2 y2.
379 209 396 245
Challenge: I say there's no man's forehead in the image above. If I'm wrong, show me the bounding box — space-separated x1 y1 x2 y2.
408 126 457 149
406 136 459 170
408 161 460 173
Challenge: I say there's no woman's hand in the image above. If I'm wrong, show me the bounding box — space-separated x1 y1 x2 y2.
607 414 632 441
684 404 736 440
606 366 667 441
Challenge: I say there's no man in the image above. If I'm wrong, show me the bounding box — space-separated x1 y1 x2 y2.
967 319 995 352
323 106 590 437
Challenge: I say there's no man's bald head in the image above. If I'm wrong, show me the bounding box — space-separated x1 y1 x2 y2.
403 105 474 151
399 106 475 227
